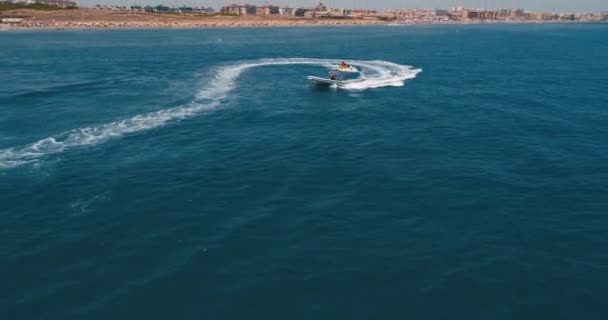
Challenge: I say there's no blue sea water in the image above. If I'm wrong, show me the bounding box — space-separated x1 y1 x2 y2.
1 24 608 319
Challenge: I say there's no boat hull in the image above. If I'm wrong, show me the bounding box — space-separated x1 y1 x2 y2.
307 76 344 86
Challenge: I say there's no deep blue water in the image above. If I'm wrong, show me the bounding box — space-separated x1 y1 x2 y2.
1 24 608 319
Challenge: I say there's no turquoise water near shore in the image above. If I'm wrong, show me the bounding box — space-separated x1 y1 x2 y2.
1 24 608 319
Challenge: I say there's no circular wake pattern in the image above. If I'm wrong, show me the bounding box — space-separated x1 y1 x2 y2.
0 58 421 169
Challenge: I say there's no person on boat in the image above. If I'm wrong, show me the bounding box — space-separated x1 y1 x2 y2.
329 72 338 80
340 61 349 68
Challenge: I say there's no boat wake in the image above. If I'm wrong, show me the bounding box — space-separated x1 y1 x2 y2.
0 58 421 169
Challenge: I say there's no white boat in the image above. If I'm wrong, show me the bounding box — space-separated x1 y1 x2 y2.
307 76 344 86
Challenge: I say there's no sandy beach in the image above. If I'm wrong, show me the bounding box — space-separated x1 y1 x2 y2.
0 8 388 30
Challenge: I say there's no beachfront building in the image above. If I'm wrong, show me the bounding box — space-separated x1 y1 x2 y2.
385 9 411 20
560 13 576 21
541 12 560 20
35 0 76 8
196 7 214 14
303 10 315 18
458 9 505 20
2 0 75 6
328 8 346 16
315 2 327 12
293 8 307 17
460 9 480 20
3 0 35 3
129 5 213 14
314 3 348 17
349 9 378 18
256 5 279 15
435 9 449 17
256 5 268 15
221 4 257 16
279 6 293 15
384 9 450 23
496 8 525 20
450 8 534 21
479 10 498 20
1 17 25 23
156 5 170 13
220 4 237 14
178 6 194 13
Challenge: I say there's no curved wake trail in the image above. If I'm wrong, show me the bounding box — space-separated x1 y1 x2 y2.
0 58 421 169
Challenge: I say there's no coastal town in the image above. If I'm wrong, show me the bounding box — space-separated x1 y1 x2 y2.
1 0 607 29
216 3 608 23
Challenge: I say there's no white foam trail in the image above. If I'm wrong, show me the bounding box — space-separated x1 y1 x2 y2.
341 60 422 90
0 58 421 169
0 101 219 169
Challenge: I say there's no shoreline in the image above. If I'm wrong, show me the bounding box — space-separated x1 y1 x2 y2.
0 9 605 31
2 20 602 31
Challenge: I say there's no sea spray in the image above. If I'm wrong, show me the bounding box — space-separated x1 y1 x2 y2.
0 58 421 169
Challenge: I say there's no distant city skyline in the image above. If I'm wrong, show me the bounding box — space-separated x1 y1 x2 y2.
76 0 607 12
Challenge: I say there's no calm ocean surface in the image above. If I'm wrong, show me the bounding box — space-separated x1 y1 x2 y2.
1 24 608 319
